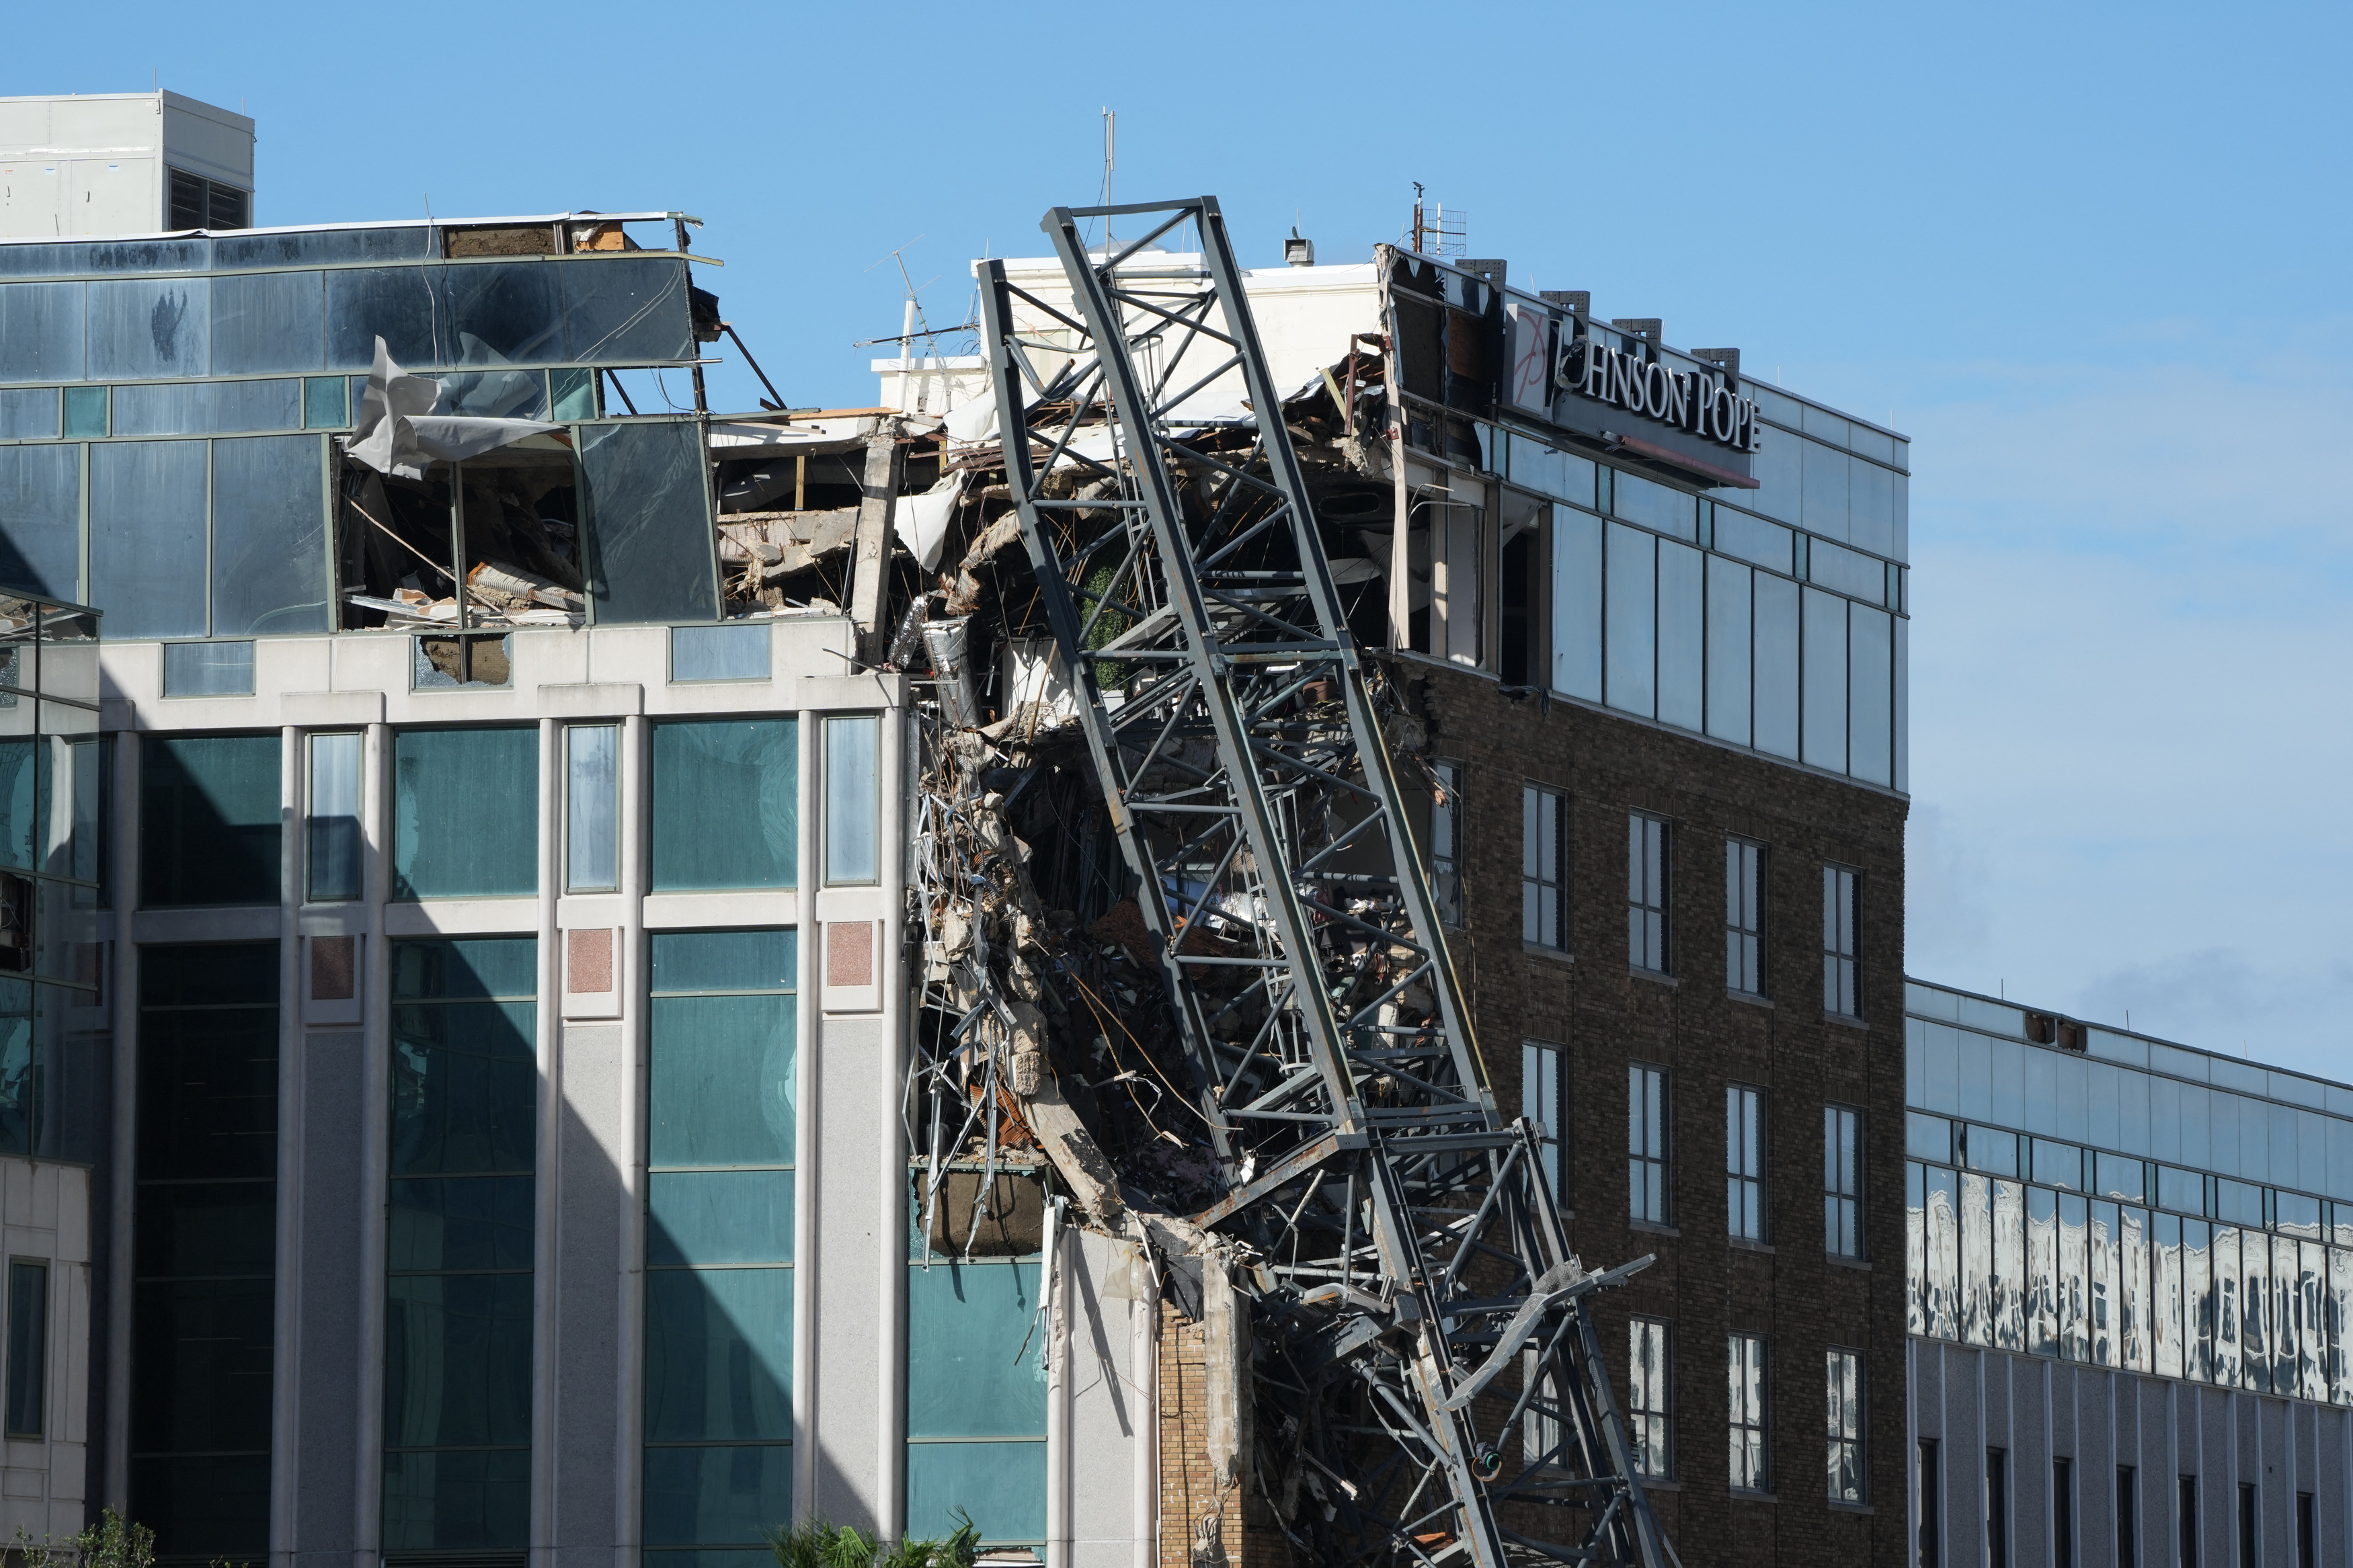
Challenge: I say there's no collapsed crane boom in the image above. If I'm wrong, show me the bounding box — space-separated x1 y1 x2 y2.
971 197 1673 1568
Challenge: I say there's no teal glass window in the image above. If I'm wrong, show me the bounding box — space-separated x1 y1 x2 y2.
140 734 282 907
579 420 718 626
906 1261 1047 1543
643 930 797 1559
670 624 769 684
564 725 618 893
129 942 279 1560
549 366 597 422
649 720 796 892
302 376 348 429
385 938 536 1555
391 727 538 899
824 716 879 886
61 385 106 439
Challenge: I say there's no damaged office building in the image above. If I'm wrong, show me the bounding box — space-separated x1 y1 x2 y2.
0 83 1882 1568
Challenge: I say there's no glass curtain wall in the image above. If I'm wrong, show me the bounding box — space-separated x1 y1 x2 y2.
391 728 538 899
1907 984 2353 1408
650 720 797 892
130 941 280 1560
141 733 281 907
383 938 538 1555
906 1255 1046 1544
643 930 798 1565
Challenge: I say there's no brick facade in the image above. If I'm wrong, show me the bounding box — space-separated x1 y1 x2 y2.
1409 659 1910 1567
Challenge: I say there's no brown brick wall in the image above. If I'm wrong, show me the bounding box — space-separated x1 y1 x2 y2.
1409 659 1910 1567
1158 1301 1287 1568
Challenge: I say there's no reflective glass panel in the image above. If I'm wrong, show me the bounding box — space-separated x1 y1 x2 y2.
649 720 797 892
0 445 82 602
1550 507 1601 701
212 434 329 634
91 440 207 639
391 728 539 899
579 421 717 624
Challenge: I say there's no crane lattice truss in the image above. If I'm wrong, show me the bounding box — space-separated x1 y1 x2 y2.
975 198 1673 1568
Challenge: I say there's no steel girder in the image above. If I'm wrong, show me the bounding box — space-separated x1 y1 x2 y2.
973 197 1669 1568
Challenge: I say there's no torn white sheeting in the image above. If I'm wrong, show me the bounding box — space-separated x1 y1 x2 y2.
344 337 560 480
895 470 966 571
943 386 997 444
705 422 867 457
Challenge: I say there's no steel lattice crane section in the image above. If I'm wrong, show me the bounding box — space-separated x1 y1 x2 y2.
974 196 1668 1568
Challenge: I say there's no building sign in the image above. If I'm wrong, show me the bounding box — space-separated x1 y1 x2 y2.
1556 332 1761 455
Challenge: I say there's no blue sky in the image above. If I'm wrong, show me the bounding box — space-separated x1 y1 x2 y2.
11 1 2352 1077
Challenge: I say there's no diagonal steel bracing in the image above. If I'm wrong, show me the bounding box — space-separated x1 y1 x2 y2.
976 197 1670 1568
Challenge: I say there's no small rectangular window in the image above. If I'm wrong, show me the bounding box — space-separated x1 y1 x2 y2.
824 715 880 886
1629 1064 1669 1225
163 641 256 697
1429 761 1463 928
1826 1348 1864 1503
61 385 108 440
2117 1467 2139 1568
1521 1040 1567 1200
2237 1484 2255 1568
1985 1449 2007 1568
1822 863 1860 1017
307 732 362 903
4 1260 44 1438
1522 785 1566 950
1627 1318 1671 1479
1628 811 1669 973
2175 1475 2194 1568
1917 1440 1941 1567
1726 1332 1767 1492
1726 1084 1765 1241
1825 1105 1862 1258
2298 1491 2314 1568
302 376 348 429
1725 836 1764 994
565 725 619 893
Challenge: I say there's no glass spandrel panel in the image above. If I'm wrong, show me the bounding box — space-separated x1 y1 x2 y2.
579 420 717 624
2241 1231 2272 1393
2329 1246 2353 1403
1657 539 1702 732
379 1446 529 1552
112 379 301 437
642 1445 793 1549
1550 507 1601 701
163 641 254 697
906 1262 1044 1437
387 1175 533 1272
0 388 58 440
211 434 329 634
391 727 539 899
1704 554 1751 745
391 936 538 1001
647 995 795 1168
2059 1192 2089 1363
435 368 547 419
1848 603 1892 788
1800 440 1850 542
1923 1163 1956 1341
301 375 348 429
139 735 282 907
648 930 796 995
906 1441 1045 1546
1800 586 1847 772
2027 1187 2059 1358
91 440 208 640
446 263 564 366
0 284 85 385
2120 1206 2151 1373
1611 471 1698 542
212 229 434 268
209 271 325 374
61 386 106 439
87 278 210 379
561 257 694 364
324 267 449 370
2184 1219 2212 1383
1748 423 1800 524
1993 1180 2026 1352
672 622 770 683
388 1000 536 1176
0 445 83 602
649 720 797 891
1603 522 1654 718
1850 458 1898 559
1960 1172 1991 1346
1751 573 1799 759
2212 1226 2241 1387
644 1268 793 1442
647 1170 794 1266
382 1261 540 1483
1710 507 1794 577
